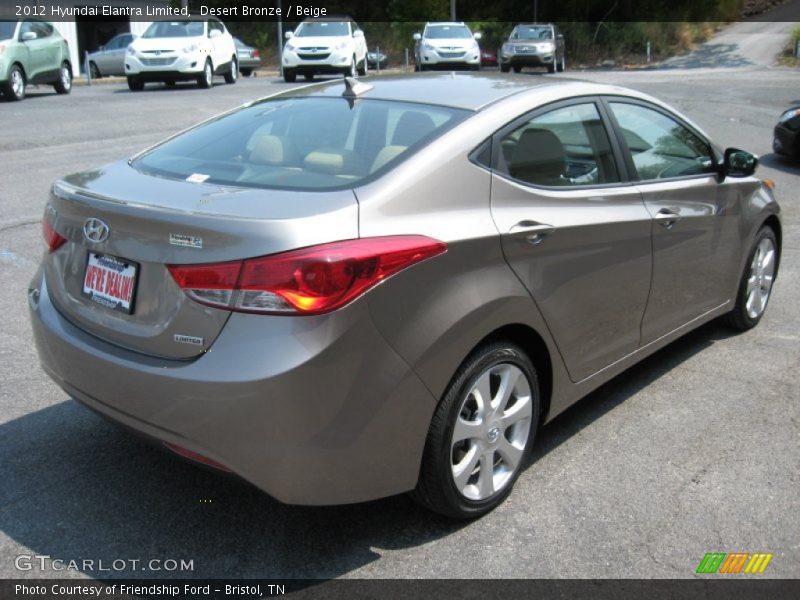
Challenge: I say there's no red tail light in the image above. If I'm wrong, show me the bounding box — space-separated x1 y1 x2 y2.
168 236 446 315
252 49 260 58
163 442 231 472
42 220 67 253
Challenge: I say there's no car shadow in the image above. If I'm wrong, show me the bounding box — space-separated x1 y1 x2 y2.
111 82 227 94
0 320 737 579
759 152 800 175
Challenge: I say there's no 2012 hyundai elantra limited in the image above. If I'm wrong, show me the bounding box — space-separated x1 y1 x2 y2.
29 74 781 518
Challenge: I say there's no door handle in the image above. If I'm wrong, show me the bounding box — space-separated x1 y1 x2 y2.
654 209 681 229
509 221 556 245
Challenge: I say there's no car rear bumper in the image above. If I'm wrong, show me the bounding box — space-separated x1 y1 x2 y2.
29 270 437 505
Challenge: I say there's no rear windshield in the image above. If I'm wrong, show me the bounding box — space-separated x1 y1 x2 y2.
511 26 553 40
295 21 349 37
0 20 17 40
133 97 469 191
143 21 204 38
425 25 473 39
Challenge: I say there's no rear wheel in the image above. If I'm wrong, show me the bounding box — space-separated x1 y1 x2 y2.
412 341 540 519
723 226 778 331
127 76 144 91
283 68 296 83
358 56 367 76
89 61 101 79
3 64 26 100
224 57 237 84
54 62 72 94
197 59 213 88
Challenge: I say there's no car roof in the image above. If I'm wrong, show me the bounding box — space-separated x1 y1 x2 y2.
271 73 651 112
425 22 468 27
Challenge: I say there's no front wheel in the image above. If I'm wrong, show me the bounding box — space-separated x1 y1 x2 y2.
126 76 144 91
412 341 540 519
357 56 367 76
224 57 237 84
89 61 101 79
54 62 72 94
349 56 357 78
547 62 556 74
557 53 566 72
723 226 778 330
197 59 213 88
283 68 296 83
3 64 26 100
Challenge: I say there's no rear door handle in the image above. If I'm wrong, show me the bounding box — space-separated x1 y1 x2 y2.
655 209 681 229
509 220 556 245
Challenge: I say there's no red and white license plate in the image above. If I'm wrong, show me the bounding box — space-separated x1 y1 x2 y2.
82 253 138 314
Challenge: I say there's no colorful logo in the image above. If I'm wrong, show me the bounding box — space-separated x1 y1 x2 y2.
696 552 773 574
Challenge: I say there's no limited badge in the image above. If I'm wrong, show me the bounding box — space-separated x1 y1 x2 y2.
169 233 203 249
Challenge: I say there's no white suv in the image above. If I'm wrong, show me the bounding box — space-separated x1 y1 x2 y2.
414 22 482 71
282 17 368 83
125 18 237 90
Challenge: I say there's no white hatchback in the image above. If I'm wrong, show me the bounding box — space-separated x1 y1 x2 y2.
125 18 238 90
282 18 368 82
414 22 482 71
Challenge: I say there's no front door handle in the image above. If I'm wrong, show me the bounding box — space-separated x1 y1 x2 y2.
509 220 556 245
655 209 681 229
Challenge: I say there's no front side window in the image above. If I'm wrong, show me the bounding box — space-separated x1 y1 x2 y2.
609 102 715 180
133 98 469 191
497 103 620 187
142 21 204 38
425 25 473 39
295 21 350 37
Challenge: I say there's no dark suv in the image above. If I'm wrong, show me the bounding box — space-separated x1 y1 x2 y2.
500 23 565 74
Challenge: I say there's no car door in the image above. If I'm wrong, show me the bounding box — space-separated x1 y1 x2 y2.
18 20 48 79
208 19 228 68
353 21 367 63
604 99 741 344
103 34 131 75
96 35 120 73
490 99 653 382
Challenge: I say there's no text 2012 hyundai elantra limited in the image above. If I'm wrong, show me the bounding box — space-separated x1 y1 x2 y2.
29 74 781 518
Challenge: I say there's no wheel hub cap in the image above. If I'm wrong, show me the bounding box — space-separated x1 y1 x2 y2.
450 363 533 501
745 237 776 319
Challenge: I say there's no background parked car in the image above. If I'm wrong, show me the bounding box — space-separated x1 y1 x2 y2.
367 50 388 69
0 19 72 101
125 18 238 91
481 48 498 67
282 17 368 82
87 32 137 78
234 37 261 77
500 23 565 73
773 104 800 158
414 22 482 71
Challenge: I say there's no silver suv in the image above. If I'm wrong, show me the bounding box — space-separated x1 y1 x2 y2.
500 23 565 73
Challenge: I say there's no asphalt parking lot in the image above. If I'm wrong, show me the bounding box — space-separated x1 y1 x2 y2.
1 21 799 579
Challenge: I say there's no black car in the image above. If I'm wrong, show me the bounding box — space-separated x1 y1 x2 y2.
367 51 388 69
773 105 800 157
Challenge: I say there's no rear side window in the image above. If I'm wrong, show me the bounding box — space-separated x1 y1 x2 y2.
133 98 469 191
609 102 715 180
497 103 620 187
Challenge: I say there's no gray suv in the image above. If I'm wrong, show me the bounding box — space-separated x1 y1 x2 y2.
500 23 565 73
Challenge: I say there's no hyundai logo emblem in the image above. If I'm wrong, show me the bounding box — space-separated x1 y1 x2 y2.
83 218 109 243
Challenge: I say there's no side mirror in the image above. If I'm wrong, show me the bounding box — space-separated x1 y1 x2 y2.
722 148 758 178
21 31 37 41
284 31 294 40
473 32 483 40
557 33 564 40
413 33 422 41
209 29 222 39
353 30 364 38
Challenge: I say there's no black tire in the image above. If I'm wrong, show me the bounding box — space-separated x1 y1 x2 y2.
349 56 357 78
53 62 72 94
414 63 420 72
197 59 213 88
500 64 510 73
304 73 314 81
723 225 779 331
89 61 101 79
224 57 237 84
357 57 367 76
557 53 566 72
240 68 253 77
547 62 556 74
164 80 176 87
512 65 522 73
283 69 296 83
126 76 144 91
412 341 540 519
3 64 25 101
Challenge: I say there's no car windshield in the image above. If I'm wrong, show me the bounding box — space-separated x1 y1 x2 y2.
425 25 473 39
133 97 469 191
0 20 17 40
511 26 553 40
295 21 349 37
142 21 204 38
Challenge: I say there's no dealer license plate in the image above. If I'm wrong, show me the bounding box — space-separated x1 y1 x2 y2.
82 252 138 314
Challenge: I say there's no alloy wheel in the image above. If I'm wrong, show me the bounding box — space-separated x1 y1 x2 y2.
61 66 72 90
745 237 776 319
450 363 533 501
11 68 24 99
